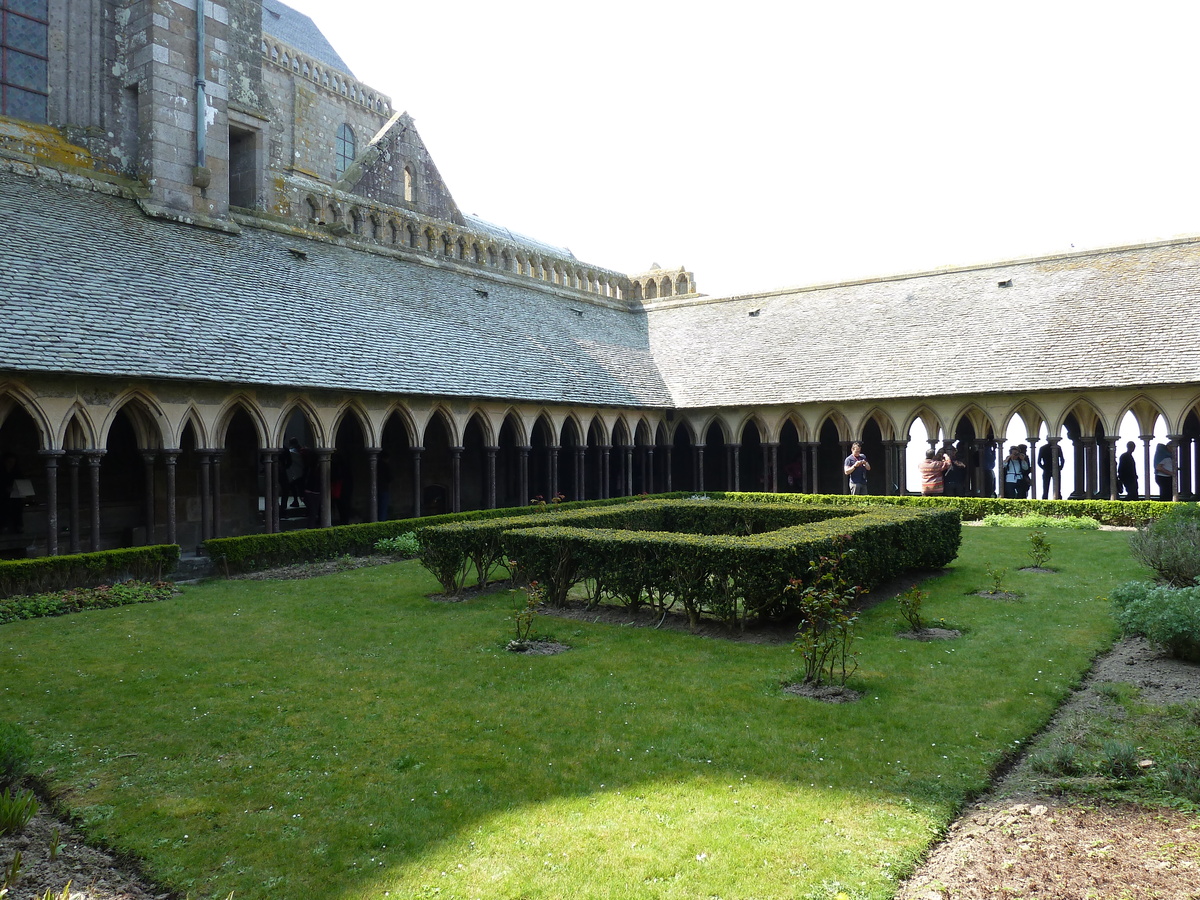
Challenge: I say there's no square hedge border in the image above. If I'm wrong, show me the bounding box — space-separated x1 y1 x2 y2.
418 498 960 627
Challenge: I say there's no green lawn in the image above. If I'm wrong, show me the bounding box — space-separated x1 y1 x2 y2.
0 528 1146 899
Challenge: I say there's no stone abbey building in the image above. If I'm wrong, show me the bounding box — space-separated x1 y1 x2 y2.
2 0 1199 557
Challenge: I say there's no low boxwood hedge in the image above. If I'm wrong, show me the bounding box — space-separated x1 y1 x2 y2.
707 491 1172 528
419 498 960 627
0 545 181 599
202 495 687 575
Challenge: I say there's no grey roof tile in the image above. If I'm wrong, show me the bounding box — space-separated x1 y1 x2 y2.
0 173 671 409
645 247 1200 407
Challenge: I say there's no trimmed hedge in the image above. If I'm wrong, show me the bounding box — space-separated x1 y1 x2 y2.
0 545 180 599
201 495 685 575
706 491 1174 528
420 498 960 626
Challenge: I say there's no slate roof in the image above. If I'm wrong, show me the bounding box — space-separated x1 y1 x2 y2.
261 0 355 77
5 169 1200 414
0 172 670 409
463 214 576 263
645 243 1200 408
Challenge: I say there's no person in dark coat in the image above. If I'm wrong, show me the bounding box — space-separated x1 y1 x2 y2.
1117 441 1139 500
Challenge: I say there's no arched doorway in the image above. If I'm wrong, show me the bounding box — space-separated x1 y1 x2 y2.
816 419 843 494
739 420 764 492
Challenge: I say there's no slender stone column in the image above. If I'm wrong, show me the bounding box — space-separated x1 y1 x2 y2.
163 450 179 546
366 449 380 523
1106 440 1119 502
39 450 63 556
881 440 897 496
1024 436 1039 498
263 450 278 532
575 447 585 500
729 443 741 492
317 449 333 527
198 452 213 540
86 450 104 551
1168 435 1184 501
66 453 81 553
1080 437 1097 498
487 447 499 509
599 445 610 499
995 440 1005 499
624 446 634 496
211 450 226 538
805 442 819 495
547 446 558 500
451 446 463 512
517 446 530 507
695 446 705 492
663 445 673 493
412 446 424 517
141 451 157 543
1178 436 1194 499
646 447 655 494
1140 435 1154 501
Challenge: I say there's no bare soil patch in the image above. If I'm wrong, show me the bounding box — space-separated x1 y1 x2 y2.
505 639 570 655
899 627 962 641
781 682 863 703
973 590 1021 601
897 636 1200 900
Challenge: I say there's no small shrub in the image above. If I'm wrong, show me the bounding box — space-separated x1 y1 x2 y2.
508 582 546 649
1160 759 1200 803
0 581 174 626
0 724 32 791
0 788 38 837
1027 530 1052 568
1111 581 1200 662
373 532 420 557
1097 740 1141 779
984 563 1007 595
787 540 862 687
896 586 926 632
1129 512 1200 587
1053 743 1083 776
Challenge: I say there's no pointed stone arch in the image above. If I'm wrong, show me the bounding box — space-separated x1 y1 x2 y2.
950 403 998 446
58 403 98 451
176 406 209 450
0 384 53 450
857 407 898 442
1119 394 1170 438
331 400 376 449
460 411 492 511
103 390 169 450
496 410 528 509
903 405 943 443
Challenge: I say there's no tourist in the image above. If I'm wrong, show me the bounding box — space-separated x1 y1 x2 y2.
1002 446 1030 499
1117 441 1139 500
843 441 871 495
918 448 951 496
1037 442 1064 499
942 445 968 497
1153 442 1176 501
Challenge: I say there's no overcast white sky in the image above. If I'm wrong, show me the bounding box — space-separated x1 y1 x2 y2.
280 0 1200 300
